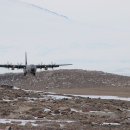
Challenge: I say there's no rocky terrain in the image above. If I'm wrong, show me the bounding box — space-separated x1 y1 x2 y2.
0 69 130 130
0 69 130 91
0 85 130 130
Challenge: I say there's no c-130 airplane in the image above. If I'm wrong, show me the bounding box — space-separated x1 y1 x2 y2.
0 52 72 76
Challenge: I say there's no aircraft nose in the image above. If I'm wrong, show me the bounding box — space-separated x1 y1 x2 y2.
31 68 35 71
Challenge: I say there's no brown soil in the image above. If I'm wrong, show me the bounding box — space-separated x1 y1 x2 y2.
49 87 130 97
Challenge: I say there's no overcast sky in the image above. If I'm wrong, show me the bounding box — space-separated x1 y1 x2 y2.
0 0 130 75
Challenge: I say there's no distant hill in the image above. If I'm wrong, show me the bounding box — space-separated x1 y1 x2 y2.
0 69 130 91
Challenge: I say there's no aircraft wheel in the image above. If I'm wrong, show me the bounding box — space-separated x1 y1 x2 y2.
24 73 27 76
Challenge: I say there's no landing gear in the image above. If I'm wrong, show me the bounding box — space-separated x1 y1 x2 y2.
24 72 27 76
23 69 27 76
33 73 36 76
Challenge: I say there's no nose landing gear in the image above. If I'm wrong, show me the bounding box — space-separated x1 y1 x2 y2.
24 72 27 76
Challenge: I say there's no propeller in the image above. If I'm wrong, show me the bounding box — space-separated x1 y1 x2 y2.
38 63 42 70
40 62 43 69
42 62 48 70
17 63 22 69
11 63 15 70
51 61 55 70
7 61 10 69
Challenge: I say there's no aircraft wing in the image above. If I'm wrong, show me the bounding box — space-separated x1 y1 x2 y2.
36 64 72 69
0 64 25 69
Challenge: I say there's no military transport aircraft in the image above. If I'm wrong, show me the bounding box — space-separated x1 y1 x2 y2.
0 52 72 76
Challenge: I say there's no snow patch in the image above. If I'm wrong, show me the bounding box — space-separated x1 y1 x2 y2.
0 119 38 126
2 99 18 102
102 122 120 126
71 108 82 113
13 86 20 90
44 108 51 113
0 118 76 125
89 111 113 114
47 95 72 100
70 95 130 101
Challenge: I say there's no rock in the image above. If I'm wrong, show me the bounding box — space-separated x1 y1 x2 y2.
0 84 13 89
82 105 94 112
122 118 130 124
59 107 71 115
25 122 33 127
54 109 60 114
59 107 71 111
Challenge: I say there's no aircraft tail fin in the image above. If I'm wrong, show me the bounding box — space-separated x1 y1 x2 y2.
25 52 27 66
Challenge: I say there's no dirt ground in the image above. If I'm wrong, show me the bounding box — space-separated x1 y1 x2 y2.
49 87 130 97
0 85 130 130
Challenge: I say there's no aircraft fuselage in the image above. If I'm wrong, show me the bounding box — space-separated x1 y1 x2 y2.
24 65 37 76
